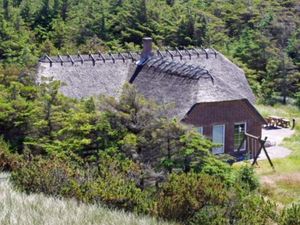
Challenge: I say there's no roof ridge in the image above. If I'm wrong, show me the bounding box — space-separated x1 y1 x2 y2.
39 48 218 66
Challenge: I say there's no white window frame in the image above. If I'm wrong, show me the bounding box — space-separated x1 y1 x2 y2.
234 122 247 152
212 124 225 155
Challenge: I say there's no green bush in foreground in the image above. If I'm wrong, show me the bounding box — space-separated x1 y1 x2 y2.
236 165 260 191
0 138 23 171
157 172 228 222
188 194 277 225
10 157 80 197
9 154 300 224
280 203 300 225
10 155 153 214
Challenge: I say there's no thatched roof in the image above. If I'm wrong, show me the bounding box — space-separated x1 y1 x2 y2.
37 48 255 119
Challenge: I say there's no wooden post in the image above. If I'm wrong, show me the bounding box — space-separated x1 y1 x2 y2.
200 46 208 59
292 119 296 130
251 137 265 166
166 49 174 60
261 138 275 170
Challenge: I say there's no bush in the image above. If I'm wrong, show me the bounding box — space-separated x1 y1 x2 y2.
156 172 228 222
229 194 277 225
10 155 153 214
0 138 23 171
280 203 300 225
189 192 277 225
188 206 228 225
10 156 80 197
83 173 153 214
236 165 259 191
200 158 236 186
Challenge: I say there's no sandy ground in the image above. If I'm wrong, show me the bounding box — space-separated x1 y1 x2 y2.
258 127 295 160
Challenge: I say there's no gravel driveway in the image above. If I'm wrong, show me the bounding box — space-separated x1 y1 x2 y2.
258 127 295 160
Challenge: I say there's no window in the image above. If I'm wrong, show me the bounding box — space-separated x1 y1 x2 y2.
212 124 225 154
234 123 246 151
197 127 203 135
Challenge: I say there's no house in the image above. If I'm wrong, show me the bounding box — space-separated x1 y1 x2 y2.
37 38 266 157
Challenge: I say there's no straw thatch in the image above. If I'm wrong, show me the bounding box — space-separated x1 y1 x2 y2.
37 48 255 119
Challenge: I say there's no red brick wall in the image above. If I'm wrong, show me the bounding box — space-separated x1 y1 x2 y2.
182 100 264 156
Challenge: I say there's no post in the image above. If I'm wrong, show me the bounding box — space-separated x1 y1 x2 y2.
292 118 296 130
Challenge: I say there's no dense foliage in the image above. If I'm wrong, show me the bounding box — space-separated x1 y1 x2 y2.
0 0 299 102
0 0 300 223
0 72 299 224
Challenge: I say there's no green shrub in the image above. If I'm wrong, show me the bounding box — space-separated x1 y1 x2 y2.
280 203 300 225
0 138 23 171
229 194 277 225
10 156 80 197
10 155 153 214
201 158 236 186
156 172 228 222
236 165 259 191
189 192 277 225
83 174 153 214
188 206 228 225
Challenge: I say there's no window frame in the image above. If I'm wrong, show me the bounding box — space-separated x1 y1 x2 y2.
212 124 225 155
234 122 247 152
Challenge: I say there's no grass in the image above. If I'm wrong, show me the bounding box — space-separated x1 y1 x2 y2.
254 104 300 205
0 173 177 225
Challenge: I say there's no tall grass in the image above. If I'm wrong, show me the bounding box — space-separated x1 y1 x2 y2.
0 174 177 225
256 104 300 119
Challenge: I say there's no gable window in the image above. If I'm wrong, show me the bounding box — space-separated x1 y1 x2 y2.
212 124 225 154
197 127 203 135
234 123 247 151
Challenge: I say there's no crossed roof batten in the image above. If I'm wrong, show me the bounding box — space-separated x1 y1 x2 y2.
145 57 214 82
39 48 217 65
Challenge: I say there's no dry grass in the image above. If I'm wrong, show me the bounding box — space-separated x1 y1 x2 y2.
0 173 177 225
259 173 300 205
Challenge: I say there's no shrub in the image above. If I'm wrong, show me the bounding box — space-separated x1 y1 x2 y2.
188 206 228 225
0 138 23 171
236 165 259 191
229 194 277 225
200 158 236 186
10 156 80 197
83 173 153 214
280 203 300 225
156 172 228 222
10 155 153 214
